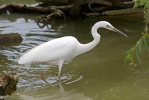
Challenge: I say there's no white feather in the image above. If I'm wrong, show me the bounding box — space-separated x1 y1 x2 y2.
18 36 78 64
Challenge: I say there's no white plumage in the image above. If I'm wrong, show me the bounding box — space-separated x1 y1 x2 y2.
18 21 127 79
18 36 78 64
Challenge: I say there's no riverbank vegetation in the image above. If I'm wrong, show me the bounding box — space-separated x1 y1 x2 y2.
125 0 149 65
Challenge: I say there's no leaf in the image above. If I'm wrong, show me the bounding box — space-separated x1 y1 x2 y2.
137 38 143 52
124 54 129 63
136 50 142 63
143 36 149 52
127 53 134 65
133 0 140 8
125 52 130 59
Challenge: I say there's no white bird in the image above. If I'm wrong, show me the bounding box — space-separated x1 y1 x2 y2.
18 21 127 80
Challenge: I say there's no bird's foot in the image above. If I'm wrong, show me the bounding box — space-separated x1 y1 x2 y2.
40 66 51 84
56 75 61 81
57 76 60 80
40 73 49 84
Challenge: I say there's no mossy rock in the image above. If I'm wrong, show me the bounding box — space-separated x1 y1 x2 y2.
0 33 22 43
0 73 18 96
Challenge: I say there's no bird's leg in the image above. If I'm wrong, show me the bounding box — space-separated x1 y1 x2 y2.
58 71 61 80
58 60 64 80
40 66 50 84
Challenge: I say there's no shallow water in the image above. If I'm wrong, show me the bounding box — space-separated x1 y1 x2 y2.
1 1 149 100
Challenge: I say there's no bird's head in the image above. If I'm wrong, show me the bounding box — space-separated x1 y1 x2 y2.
99 21 128 37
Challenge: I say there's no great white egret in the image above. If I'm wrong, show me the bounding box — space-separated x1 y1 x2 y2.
18 21 127 80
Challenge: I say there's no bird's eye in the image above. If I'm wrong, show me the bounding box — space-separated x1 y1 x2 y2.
106 25 111 28
106 25 111 29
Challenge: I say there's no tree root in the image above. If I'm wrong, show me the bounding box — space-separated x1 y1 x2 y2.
37 7 65 23
0 1 134 18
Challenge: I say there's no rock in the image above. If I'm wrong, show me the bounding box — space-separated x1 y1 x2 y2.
0 33 23 43
0 72 18 96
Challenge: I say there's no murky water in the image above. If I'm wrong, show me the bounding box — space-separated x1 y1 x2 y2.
1 1 149 100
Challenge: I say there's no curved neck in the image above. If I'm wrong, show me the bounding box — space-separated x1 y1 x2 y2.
77 24 101 55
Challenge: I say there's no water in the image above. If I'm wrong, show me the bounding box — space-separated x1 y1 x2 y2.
1 1 149 100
